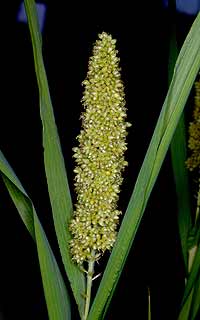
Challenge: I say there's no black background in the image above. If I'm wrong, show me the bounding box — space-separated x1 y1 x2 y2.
0 1 197 319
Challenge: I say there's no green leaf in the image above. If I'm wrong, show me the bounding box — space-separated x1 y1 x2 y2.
170 114 192 271
0 150 34 237
23 0 86 316
168 11 192 270
189 271 200 320
88 12 200 320
0 150 71 320
178 267 200 320
181 243 200 308
178 289 194 320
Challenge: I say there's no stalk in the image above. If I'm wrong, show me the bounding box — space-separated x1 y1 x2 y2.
83 256 95 320
148 287 151 320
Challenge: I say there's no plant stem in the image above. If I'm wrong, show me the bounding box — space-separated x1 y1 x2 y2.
83 253 95 320
195 179 200 224
188 181 200 273
148 287 151 320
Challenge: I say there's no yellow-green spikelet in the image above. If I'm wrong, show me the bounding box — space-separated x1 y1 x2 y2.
186 75 200 171
69 32 131 264
186 74 200 225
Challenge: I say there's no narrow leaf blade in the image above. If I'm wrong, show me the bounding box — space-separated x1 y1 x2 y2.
168 16 192 269
181 243 200 307
178 290 194 320
170 114 192 270
0 151 71 320
23 0 86 316
190 271 200 320
88 13 200 320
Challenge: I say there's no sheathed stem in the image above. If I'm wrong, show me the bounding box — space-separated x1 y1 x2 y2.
83 253 95 320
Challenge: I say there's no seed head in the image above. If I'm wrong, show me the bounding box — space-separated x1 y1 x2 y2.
186 75 200 171
69 32 131 264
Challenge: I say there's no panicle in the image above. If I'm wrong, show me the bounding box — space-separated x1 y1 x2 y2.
69 32 131 264
186 75 200 172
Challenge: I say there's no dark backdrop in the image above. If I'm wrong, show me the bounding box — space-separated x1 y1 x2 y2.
0 1 196 319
